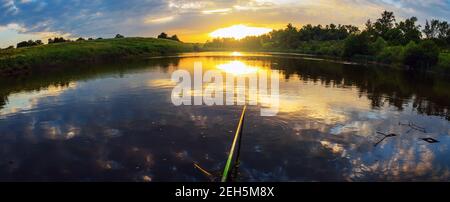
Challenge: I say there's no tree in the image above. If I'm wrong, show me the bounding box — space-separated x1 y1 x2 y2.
343 33 370 57
115 34 124 38
16 40 42 48
284 23 299 48
423 19 450 47
76 37 85 41
374 11 396 39
170 35 180 41
16 41 29 48
369 37 387 55
158 32 168 39
437 21 449 39
365 19 377 40
385 28 403 45
423 19 440 39
48 37 68 44
397 17 421 44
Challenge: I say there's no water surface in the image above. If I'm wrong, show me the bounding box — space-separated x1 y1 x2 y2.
0 52 449 181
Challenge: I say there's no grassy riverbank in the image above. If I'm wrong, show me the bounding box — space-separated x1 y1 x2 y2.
203 41 450 73
0 37 197 75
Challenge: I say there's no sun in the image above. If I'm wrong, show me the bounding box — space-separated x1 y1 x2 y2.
210 25 272 39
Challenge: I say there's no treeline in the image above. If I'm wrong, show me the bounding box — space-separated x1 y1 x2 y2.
204 11 450 71
205 23 359 49
8 35 116 49
5 33 182 50
16 40 43 48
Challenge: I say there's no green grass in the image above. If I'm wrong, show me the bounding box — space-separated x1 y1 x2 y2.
0 37 196 75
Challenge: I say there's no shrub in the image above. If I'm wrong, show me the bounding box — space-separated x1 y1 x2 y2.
438 53 450 70
376 46 404 64
157 32 168 39
16 40 42 48
402 40 439 70
369 37 387 55
48 37 69 44
343 33 370 57
170 35 180 42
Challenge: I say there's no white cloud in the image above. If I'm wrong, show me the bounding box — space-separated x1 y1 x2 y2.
0 23 26 32
201 8 232 14
3 0 19 14
145 16 176 24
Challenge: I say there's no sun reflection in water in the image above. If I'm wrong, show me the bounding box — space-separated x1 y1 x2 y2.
216 61 259 75
231 52 243 56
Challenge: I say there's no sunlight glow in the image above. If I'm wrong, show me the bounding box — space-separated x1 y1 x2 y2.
210 25 272 39
216 61 260 75
231 52 243 56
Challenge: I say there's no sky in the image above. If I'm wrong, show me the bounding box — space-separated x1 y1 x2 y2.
1 0 450 47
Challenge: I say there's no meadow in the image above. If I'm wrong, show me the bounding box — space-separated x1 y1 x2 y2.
0 37 196 75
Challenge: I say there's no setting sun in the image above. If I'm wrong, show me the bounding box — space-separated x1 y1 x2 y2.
209 25 272 39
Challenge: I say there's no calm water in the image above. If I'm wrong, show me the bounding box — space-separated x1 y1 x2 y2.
0 52 449 181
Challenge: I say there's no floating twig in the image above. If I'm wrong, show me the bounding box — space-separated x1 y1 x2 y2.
374 132 398 147
420 138 439 144
399 121 427 133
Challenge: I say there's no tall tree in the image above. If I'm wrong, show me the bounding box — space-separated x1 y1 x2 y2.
374 11 396 39
437 21 449 39
423 20 433 39
397 17 421 44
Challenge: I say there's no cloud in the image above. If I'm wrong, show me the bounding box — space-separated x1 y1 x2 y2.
202 8 232 14
145 16 177 24
0 0 168 37
0 23 26 32
0 0 449 45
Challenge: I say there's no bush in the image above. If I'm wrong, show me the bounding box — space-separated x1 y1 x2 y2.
438 53 450 70
16 40 43 48
48 37 69 44
369 37 387 55
157 32 181 42
170 35 180 42
157 32 168 39
376 46 404 64
402 40 439 70
343 33 370 57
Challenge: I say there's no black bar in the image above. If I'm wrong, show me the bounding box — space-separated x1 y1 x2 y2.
0 182 448 201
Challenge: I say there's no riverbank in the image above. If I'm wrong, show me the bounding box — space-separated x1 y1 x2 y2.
2 38 449 77
202 46 450 74
0 37 197 76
